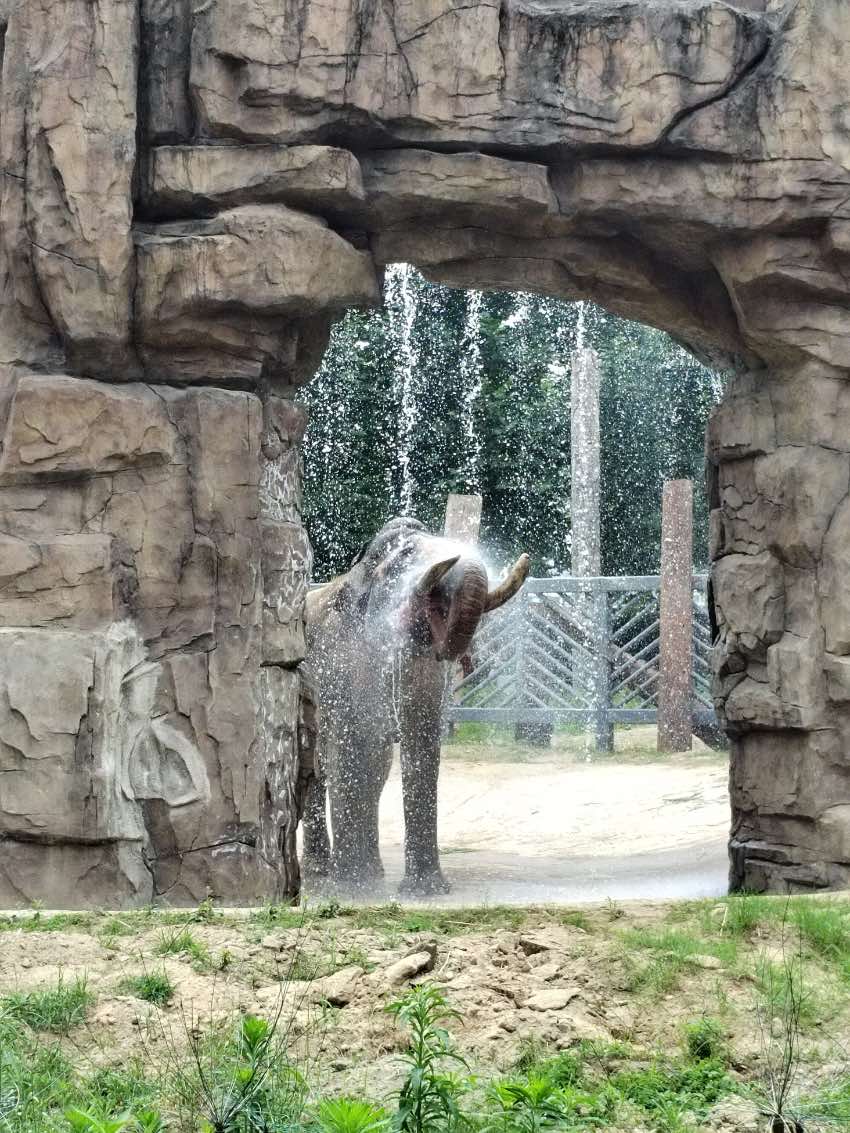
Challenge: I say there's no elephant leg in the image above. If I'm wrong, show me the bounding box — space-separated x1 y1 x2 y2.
326 732 386 894
399 656 450 896
360 739 394 881
301 756 331 878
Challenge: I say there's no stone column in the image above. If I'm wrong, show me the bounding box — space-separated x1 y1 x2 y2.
708 364 850 892
0 373 312 905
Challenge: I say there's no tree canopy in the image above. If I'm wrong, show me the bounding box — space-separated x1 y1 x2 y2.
299 266 723 581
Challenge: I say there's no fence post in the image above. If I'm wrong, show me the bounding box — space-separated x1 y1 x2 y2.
658 479 694 752
441 494 482 737
592 584 613 752
443 493 482 544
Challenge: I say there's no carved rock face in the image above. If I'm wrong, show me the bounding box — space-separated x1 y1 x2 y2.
2 0 850 901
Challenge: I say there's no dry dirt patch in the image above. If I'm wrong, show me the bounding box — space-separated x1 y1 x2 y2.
0 895 847 1129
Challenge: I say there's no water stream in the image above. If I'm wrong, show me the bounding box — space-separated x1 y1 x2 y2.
385 263 420 515
458 289 484 493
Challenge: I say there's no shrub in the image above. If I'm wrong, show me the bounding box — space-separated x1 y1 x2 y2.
387 985 468 1133
683 1017 726 1063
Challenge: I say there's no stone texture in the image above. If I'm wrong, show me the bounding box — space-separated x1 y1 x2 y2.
360 150 557 228
0 0 139 376
135 205 380 384
189 0 768 151
4 0 850 901
0 375 311 905
0 376 177 482
146 145 366 217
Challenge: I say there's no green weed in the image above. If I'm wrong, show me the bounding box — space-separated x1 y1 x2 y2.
154 927 211 969
387 984 468 1133
612 1059 731 1126
683 1017 727 1063
118 971 174 1007
3 974 93 1033
79 1060 159 1119
314 1096 390 1133
754 958 825 1027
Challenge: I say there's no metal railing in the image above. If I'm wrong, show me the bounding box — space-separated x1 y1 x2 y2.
447 574 716 732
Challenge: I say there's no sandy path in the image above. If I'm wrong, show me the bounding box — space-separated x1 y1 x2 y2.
370 744 731 904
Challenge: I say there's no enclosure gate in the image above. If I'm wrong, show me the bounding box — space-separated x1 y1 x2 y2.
446 575 715 733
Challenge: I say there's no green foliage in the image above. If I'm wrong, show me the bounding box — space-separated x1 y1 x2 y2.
800 1074 850 1126
612 1059 730 1126
118 971 174 1007
715 895 850 964
3 974 93 1034
64 1111 164 1133
512 1047 582 1088
82 1062 158 1118
300 272 722 580
387 985 468 1133
155 927 211 969
64 1111 134 1133
489 1077 571 1133
683 1017 727 1063
169 1011 306 1133
313 1097 390 1133
0 911 95 934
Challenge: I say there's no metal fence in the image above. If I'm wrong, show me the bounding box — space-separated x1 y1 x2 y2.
447 574 716 733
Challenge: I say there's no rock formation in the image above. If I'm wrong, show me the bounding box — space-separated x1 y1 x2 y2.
2 0 850 901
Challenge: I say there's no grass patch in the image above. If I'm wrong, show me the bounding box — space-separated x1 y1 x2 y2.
0 911 96 934
559 909 593 932
119 970 175 1006
498 1040 732 1132
332 903 527 939
82 1060 159 1116
3 974 93 1033
624 926 738 966
712 894 850 956
800 1074 850 1126
620 927 738 997
754 957 827 1027
154 927 211 969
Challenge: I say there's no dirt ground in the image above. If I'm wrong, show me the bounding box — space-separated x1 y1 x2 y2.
360 725 730 904
0 895 848 1130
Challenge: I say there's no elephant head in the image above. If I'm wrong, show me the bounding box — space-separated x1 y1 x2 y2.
303 517 529 896
314 516 528 658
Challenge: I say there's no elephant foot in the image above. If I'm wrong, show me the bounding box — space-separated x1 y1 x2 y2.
399 867 451 898
329 856 386 898
302 851 331 880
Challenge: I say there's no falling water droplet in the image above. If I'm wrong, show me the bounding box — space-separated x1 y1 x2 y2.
385 263 419 515
458 288 484 493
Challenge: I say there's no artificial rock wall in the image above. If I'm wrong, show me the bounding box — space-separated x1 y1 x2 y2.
2 0 850 901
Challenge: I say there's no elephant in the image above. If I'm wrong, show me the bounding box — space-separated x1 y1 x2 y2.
301 517 529 896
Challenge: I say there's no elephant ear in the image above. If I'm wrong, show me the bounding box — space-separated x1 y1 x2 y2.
484 554 530 612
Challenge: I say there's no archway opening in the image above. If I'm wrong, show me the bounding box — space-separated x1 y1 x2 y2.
299 265 730 904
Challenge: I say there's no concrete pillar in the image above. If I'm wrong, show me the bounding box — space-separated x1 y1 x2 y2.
571 345 612 752
709 366 850 892
658 479 694 753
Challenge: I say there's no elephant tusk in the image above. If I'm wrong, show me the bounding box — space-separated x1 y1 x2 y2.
413 555 460 596
484 553 530 612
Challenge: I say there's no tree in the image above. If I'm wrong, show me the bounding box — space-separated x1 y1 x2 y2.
299 267 722 581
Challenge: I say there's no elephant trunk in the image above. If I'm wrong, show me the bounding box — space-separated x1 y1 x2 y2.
437 558 489 661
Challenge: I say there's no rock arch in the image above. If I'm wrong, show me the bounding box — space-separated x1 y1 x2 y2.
1 0 849 902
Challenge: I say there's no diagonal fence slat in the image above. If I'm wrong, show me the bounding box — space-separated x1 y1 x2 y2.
449 573 721 734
